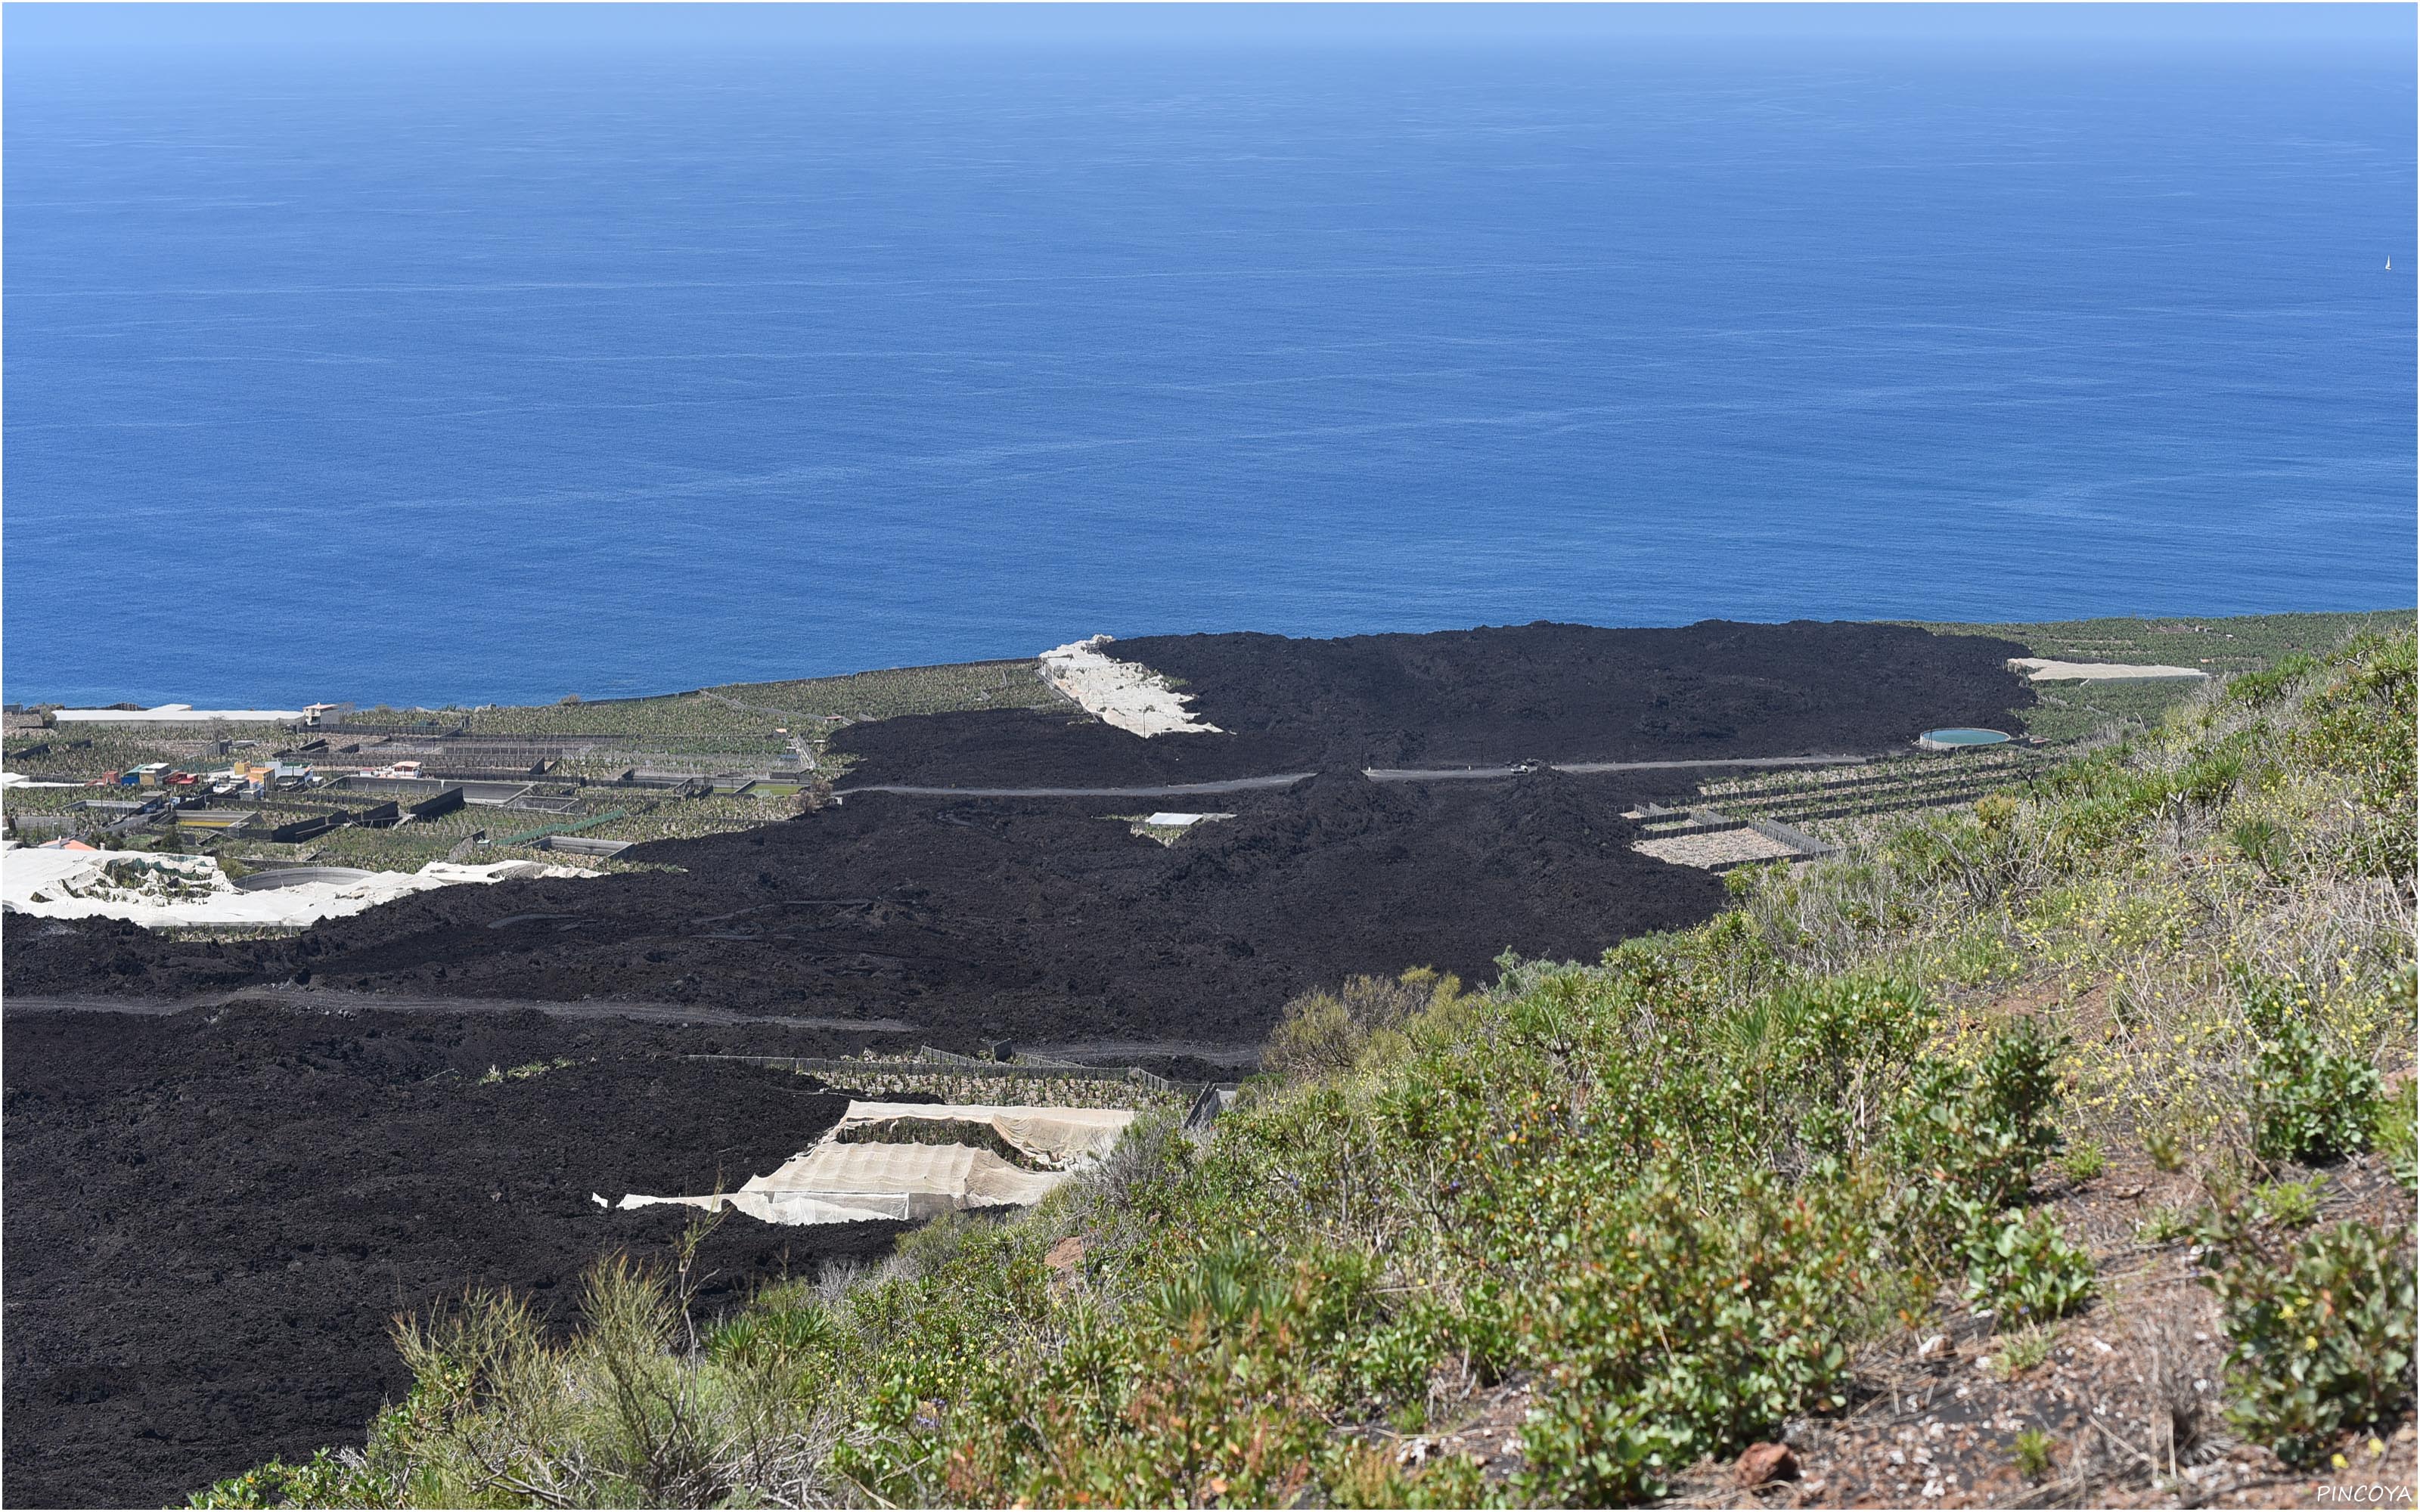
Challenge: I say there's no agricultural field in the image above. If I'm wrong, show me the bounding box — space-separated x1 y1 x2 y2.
766 1060 1190 1114
9 616 2403 878
1912 612 2416 748
1695 747 2055 846
1649 615 2413 859
1913 609 2415 674
2014 676 2210 745
3 662 1069 870
439 658 1057 745
234 790 820 873
2 723 290 780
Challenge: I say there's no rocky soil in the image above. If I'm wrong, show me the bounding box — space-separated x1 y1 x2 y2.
1664 1148 2418 1510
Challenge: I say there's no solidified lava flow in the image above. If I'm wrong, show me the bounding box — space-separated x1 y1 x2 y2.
1 1009 913 1508
834 619 2033 785
3 773 1729 1041
1 621 2034 1505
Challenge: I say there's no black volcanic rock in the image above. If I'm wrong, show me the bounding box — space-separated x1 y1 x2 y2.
833 619 2032 785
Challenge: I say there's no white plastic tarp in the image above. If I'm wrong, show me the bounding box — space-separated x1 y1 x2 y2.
618 1101 1137 1227
1 847 597 928
833 1101 1137 1168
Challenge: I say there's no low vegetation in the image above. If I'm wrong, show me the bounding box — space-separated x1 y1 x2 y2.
450 661 1055 754
2015 676 2205 745
786 1069 1184 1114
2 722 290 781
1912 609 2414 675
2195 1204 2416 1467
1913 610 2413 745
191 626 2415 1507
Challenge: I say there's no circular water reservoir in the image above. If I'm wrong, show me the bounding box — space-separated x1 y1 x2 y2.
1917 727 2012 751
234 866 375 891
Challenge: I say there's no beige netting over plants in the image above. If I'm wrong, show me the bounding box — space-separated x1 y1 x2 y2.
616 1101 1137 1227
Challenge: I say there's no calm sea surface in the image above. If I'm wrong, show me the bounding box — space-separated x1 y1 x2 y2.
6 17 2413 707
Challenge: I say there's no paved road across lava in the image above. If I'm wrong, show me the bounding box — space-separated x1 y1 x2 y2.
837 751 1874 800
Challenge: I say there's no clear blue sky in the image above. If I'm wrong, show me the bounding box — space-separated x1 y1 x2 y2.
5 3 2409 63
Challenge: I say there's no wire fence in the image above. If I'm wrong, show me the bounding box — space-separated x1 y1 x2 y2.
684 1052 1175 1095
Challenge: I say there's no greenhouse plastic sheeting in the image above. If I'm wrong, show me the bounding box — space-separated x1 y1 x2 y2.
833 1101 1137 1168
617 1101 1137 1227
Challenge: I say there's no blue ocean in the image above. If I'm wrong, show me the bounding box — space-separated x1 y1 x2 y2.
5 5 2412 709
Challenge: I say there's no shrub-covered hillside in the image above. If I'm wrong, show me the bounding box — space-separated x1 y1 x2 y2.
204 632 2417 1509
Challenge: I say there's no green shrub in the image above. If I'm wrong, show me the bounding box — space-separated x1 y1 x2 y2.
2221 654 2319 710
2252 1178 2323 1229
2288 632 2418 875
2197 1214 2417 1465
1894 1018 2069 1210
2145 1126 2184 1172
2011 1427 2058 1481
2059 1139 2106 1184
2244 976 2382 1165
188 1449 383 1509
2372 1077 2418 1192
1262 968 1459 1080
2290 634 2415 804
2136 1205 2195 1245
1962 1205 2096 1328
2229 817 2293 881
1511 1170 1874 1503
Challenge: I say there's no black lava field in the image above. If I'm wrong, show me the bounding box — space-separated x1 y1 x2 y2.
2 1009 911 1508
2 621 2033 1504
5 772 1736 1046
835 618 2029 784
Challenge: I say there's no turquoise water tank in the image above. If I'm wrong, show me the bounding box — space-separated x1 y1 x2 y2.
1918 727 2012 751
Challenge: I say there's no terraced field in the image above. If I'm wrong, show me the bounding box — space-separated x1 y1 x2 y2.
1694 745 2055 842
